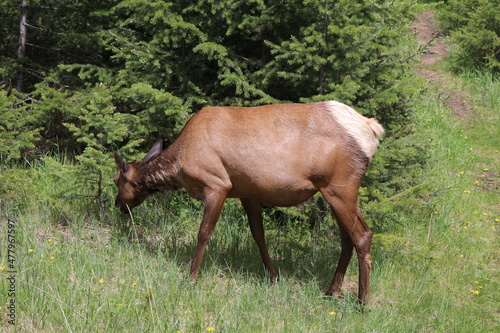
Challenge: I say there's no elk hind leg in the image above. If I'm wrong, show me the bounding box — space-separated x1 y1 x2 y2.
322 192 373 304
326 224 354 297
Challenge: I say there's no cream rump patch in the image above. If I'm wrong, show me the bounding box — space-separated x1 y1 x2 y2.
326 101 384 159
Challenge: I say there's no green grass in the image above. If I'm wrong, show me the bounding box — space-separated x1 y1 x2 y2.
1 69 499 332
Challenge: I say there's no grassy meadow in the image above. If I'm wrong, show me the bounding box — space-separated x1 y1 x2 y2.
1 71 499 332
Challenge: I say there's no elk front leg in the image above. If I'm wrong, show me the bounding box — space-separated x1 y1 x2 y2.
190 191 226 282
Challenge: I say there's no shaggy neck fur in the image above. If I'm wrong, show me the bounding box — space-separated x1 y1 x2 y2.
139 148 182 194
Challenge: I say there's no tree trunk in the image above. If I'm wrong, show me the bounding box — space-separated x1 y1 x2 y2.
97 169 107 223
318 0 330 96
17 0 27 92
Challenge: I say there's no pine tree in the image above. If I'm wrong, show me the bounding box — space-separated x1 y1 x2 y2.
438 0 500 73
0 91 40 161
261 0 421 125
58 83 143 222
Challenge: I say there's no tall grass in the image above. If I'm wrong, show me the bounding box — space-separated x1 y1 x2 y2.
1 70 498 332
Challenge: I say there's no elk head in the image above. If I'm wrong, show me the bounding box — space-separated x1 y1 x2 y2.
113 140 163 214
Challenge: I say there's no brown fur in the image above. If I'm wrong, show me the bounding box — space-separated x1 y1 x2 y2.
113 101 383 304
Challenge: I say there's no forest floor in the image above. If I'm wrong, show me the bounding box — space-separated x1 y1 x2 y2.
413 10 470 118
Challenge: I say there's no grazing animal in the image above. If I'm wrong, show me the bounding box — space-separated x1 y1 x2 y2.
113 101 384 304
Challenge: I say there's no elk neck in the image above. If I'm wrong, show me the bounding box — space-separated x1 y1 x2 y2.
141 144 182 194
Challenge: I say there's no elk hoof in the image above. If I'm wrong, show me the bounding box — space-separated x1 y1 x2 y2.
325 289 343 299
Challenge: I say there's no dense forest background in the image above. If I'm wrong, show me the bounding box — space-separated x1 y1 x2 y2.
1 0 498 221
2 0 422 154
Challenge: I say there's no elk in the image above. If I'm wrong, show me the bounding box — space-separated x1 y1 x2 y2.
113 101 384 304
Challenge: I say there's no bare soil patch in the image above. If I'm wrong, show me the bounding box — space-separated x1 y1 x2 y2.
412 11 470 118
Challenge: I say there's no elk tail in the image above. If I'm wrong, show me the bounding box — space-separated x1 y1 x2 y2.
365 118 385 139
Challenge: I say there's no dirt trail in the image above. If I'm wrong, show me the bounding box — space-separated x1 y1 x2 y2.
414 12 499 192
412 11 470 118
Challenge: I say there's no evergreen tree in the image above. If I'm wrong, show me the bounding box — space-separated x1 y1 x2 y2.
1 0 428 224
0 91 40 161
261 0 420 125
438 0 500 73
2 0 423 157
44 83 145 221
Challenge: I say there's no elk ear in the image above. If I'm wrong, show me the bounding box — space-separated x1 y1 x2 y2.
142 140 163 163
114 152 130 173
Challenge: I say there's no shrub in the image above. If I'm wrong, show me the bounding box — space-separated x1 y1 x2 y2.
437 0 500 73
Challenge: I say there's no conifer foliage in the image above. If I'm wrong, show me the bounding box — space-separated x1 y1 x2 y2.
1 0 424 220
2 0 421 154
437 0 500 73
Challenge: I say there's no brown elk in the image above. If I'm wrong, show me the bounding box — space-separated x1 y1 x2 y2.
113 101 384 304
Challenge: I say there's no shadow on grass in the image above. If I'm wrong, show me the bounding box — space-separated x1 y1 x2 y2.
113 208 347 296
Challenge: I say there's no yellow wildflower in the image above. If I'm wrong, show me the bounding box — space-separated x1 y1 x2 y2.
28 249 35 253
99 279 104 284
